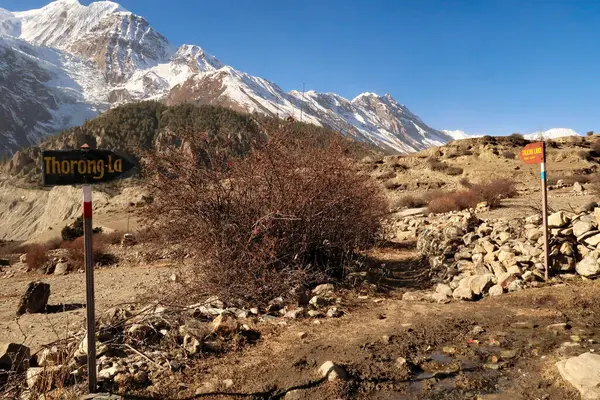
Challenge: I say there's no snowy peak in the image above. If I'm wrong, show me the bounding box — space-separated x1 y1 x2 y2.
171 44 224 73
442 130 472 140
14 0 127 48
524 128 579 140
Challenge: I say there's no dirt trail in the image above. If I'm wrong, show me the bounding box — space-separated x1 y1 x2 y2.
156 243 595 400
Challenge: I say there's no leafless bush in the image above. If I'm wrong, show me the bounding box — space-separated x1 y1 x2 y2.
20 240 61 270
427 158 463 176
426 178 517 213
459 177 472 188
142 130 387 306
577 150 593 161
502 151 516 159
60 235 116 268
587 131 594 137
394 195 427 209
591 139 600 154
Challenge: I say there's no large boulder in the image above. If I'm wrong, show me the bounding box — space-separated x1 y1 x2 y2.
16 282 50 316
576 252 600 278
556 352 600 399
452 277 474 300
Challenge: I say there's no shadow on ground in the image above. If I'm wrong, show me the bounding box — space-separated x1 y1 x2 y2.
45 303 86 314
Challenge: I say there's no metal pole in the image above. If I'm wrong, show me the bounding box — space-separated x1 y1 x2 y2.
83 184 97 392
541 142 549 281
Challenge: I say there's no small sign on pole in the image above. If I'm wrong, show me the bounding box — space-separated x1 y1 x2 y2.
520 141 549 280
42 146 136 393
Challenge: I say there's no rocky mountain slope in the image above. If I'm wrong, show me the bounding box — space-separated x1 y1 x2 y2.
0 0 453 157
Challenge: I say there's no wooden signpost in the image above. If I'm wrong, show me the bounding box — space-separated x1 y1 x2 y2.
42 146 135 393
520 142 549 280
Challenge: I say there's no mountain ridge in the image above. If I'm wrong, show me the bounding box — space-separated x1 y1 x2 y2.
0 0 454 156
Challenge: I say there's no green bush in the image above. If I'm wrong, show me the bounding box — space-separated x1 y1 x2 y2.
61 217 102 242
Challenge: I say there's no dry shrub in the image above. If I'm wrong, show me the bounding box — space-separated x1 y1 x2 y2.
577 150 593 161
395 195 427 209
60 235 115 268
377 170 396 180
459 177 472 188
591 139 600 155
587 131 595 137
507 133 527 146
21 240 61 270
143 130 387 306
427 158 463 176
502 151 516 159
426 178 517 213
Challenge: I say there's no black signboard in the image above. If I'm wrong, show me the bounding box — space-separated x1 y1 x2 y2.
42 149 136 186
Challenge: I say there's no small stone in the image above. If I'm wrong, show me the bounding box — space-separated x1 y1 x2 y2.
511 322 536 329
506 265 523 276
318 361 348 381
430 292 450 304
500 349 517 359
488 284 504 296
452 278 474 301
576 252 600 277
53 262 69 276
402 292 423 301
312 283 334 296
183 334 202 354
307 310 324 318
443 346 456 354
548 211 570 228
469 274 495 295
211 314 239 337
326 307 344 318
574 221 595 238
298 332 307 339
309 296 329 308
284 308 305 319
395 357 407 368
571 335 582 342
526 229 543 242
573 182 584 193
547 323 570 331
507 279 524 292
471 326 485 335
497 232 511 244
585 234 600 247
435 283 453 297
222 379 234 388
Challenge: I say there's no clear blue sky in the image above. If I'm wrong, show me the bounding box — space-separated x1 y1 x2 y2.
2 0 599 135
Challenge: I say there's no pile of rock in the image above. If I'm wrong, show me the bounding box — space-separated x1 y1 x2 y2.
411 207 600 302
10 284 346 396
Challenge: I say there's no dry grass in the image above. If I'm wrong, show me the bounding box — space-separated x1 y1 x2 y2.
394 195 428 209
502 151 516 159
60 235 116 268
427 158 463 176
143 129 388 306
426 178 517 214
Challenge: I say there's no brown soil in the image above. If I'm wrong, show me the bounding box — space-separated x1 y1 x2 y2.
131 243 593 400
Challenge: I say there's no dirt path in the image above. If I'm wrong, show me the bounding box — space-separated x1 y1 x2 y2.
152 243 596 400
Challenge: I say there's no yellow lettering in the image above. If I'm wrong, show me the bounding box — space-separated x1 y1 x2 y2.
87 160 96 174
114 158 122 173
107 155 114 173
70 160 78 173
77 160 86 174
94 160 105 180
52 158 61 174
44 157 53 174
61 160 70 174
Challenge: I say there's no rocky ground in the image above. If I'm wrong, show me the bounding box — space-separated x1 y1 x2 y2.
2 136 600 399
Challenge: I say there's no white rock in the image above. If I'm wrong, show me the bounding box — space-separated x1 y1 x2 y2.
469 274 495 295
576 252 600 278
574 221 595 238
488 284 504 296
556 352 600 399
435 283 453 297
548 211 570 228
318 361 348 381
312 283 334 296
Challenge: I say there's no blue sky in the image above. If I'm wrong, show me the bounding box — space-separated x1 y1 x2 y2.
2 0 599 135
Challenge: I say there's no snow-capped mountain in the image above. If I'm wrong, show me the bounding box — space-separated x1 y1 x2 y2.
524 128 580 141
441 130 471 140
0 0 453 156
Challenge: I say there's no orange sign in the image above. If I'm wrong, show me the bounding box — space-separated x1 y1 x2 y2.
520 142 544 164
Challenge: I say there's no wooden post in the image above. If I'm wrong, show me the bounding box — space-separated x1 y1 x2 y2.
541 142 549 281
